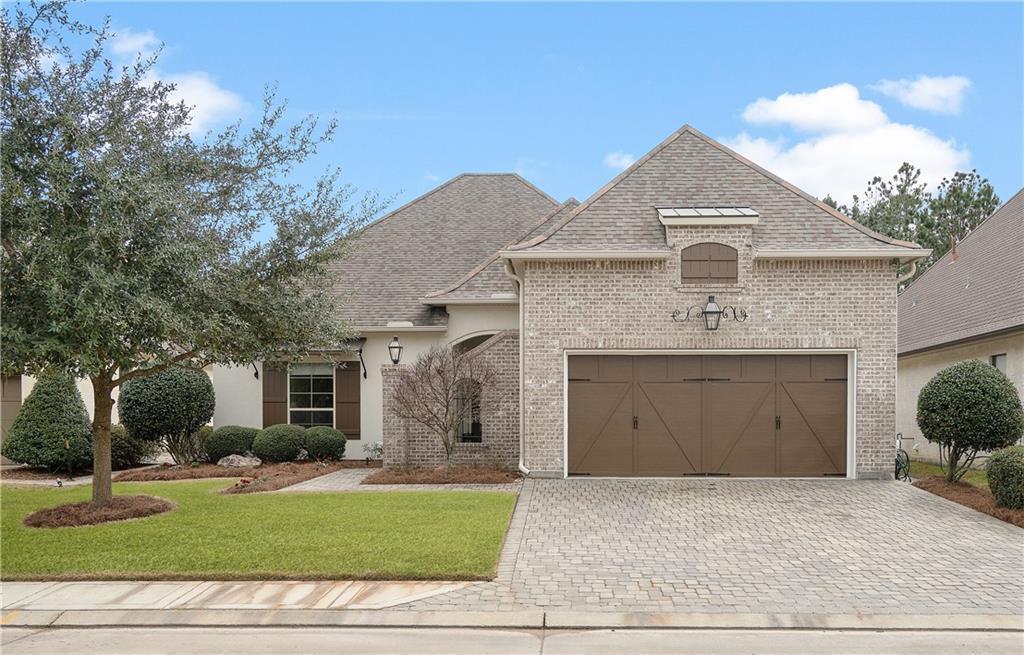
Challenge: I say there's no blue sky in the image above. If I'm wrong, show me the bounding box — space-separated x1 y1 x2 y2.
77 2 1022 211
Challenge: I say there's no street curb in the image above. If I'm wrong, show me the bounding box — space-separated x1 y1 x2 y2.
3 609 1022 632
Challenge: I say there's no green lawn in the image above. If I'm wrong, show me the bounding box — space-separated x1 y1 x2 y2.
910 460 989 488
0 480 517 581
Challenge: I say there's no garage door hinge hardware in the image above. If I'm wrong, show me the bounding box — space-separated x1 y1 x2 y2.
825 378 847 382
683 378 732 382
775 416 782 430
568 378 591 382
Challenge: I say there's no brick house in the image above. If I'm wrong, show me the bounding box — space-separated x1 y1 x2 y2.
0 125 932 478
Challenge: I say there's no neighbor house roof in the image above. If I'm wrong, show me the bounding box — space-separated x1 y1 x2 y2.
505 125 928 259
897 188 1024 356
326 173 558 328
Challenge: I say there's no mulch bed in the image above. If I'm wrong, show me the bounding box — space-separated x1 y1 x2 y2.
362 466 521 485
23 495 175 528
115 459 380 483
914 475 1024 528
2 467 77 481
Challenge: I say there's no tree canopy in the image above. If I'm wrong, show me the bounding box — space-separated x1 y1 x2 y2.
828 163 1000 283
1 1 383 503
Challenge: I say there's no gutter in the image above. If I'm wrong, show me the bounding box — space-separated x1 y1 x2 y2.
503 258 530 476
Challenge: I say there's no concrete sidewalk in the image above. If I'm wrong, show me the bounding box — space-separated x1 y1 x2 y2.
2 581 476 613
4 627 1022 655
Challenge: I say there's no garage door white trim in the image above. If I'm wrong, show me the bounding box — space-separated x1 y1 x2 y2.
561 348 857 479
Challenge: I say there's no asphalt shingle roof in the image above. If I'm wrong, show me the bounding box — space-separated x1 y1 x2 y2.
326 174 557 327
426 200 580 302
513 126 924 253
898 188 1024 355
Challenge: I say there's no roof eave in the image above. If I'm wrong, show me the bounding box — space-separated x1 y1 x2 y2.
420 297 519 306
755 248 932 264
499 249 673 261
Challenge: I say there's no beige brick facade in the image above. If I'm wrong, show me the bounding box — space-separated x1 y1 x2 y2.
381 331 520 469
520 225 899 478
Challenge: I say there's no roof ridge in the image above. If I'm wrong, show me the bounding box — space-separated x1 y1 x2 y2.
424 198 577 299
351 172 557 239
520 123 926 253
680 126 923 250
899 186 1023 295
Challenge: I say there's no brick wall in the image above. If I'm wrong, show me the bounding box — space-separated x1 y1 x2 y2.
521 226 899 478
381 331 520 469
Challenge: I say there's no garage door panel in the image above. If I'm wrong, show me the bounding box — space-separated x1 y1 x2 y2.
811 355 847 381
706 382 775 475
666 355 702 380
637 381 701 475
778 382 846 475
568 379 634 475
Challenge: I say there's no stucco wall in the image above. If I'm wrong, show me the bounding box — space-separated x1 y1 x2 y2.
897 330 1024 463
520 225 900 478
22 375 120 424
381 331 520 469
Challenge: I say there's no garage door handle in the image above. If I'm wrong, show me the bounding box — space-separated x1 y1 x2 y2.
633 416 639 429
775 416 781 430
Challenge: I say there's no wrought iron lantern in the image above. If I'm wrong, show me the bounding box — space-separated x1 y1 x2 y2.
388 336 403 364
672 295 748 331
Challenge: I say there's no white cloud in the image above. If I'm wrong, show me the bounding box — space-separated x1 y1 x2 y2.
423 172 441 183
872 75 972 114
110 27 160 58
723 83 971 205
741 83 888 133
110 27 246 138
513 157 548 180
160 72 247 137
603 151 636 170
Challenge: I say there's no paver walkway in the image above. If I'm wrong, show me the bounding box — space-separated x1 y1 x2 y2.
279 468 522 493
400 478 1024 615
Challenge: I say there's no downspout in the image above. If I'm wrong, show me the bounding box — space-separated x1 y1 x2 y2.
503 258 530 475
896 259 917 285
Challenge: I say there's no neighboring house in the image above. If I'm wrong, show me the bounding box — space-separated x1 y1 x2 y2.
2 125 933 478
896 189 1024 463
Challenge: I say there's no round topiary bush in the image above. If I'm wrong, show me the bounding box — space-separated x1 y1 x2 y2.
305 426 346 460
110 424 160 470
252 424 306 462
987 445 1024 510
917 359 1024 481
1 372 92 473
205 425 259 463
119 367 215 464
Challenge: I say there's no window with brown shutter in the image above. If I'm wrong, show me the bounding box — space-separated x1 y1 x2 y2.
680 243 738 284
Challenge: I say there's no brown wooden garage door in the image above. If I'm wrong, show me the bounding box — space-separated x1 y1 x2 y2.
568 354 847 477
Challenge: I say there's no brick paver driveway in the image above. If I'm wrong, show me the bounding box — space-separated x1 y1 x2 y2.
405 478 1023 615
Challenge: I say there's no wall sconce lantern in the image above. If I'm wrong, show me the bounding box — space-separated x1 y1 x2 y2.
672 295 748 331
388 336 404 364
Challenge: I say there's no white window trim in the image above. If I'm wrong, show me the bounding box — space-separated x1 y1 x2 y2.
561 348 857 480
286 363 336 429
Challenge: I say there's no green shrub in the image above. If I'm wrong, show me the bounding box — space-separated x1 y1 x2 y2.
252 424 306 462
987 445 1024 509
119 367 215 464
205 425 259 463
1 372 92 473
110 424 160 470
917 360 1024 481
305 426 346 460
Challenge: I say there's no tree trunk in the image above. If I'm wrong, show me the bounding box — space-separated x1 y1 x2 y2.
91 377 115 506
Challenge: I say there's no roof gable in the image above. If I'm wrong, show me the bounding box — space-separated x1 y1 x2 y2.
898 188 1024 354
519 125 924 253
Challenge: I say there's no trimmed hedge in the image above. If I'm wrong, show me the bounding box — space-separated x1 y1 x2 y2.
252 424 306 462
110 424 160 470
205 425 259 463
119 368 216 442
305 426 347 460
987 446 1024 510
1 372 92 472
917 359 1024 480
